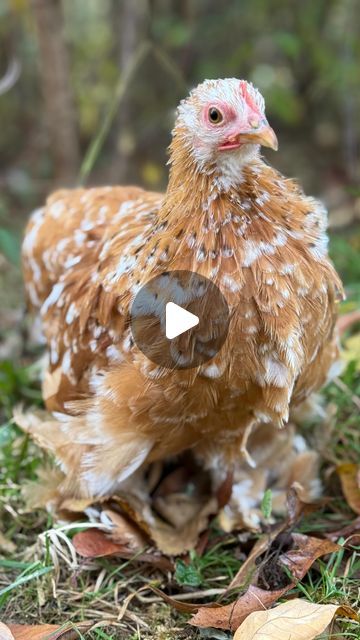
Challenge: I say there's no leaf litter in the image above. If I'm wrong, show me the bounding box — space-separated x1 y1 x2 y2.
0 622 94 640
188 532 341 631
9 367 360 637
232 599 358 640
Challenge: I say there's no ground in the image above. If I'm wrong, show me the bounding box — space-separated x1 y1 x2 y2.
0 227 359 639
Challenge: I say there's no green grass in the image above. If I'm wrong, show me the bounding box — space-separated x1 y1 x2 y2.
0 230 360 638
0 360 359 638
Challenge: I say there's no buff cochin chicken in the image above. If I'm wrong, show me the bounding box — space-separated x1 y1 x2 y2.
21 78 343 510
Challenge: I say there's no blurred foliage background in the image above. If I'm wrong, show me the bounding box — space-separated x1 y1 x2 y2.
0 5 359 633
0 0 359 314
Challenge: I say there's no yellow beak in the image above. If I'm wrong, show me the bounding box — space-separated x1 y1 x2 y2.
240 125 278 151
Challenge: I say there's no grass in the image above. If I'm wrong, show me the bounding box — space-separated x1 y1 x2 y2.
0 230 360 638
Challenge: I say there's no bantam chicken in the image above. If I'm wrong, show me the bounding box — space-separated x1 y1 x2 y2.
22 78 343 508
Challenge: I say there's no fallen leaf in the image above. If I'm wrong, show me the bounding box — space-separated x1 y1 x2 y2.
232 598 357 639
227 522 286 592
278 533 340 581
228 482 325 593
112 486 217 556
190 533 340 631
337 463 360 514
190 585 287 631
109 494 152 538
73 528 173 572
286 484 324 526
1 622 94 639
73 528 128 558
154 493 208 529
150 496 218 555
57 469 218 557
103 509 148 549
18 425 321 557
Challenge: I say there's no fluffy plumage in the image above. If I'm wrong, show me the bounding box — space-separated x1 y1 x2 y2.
22 78 343 501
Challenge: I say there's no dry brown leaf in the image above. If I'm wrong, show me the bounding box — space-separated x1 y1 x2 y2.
150 496 218 555
108 494 153 537
190 585 288 631
232 598 358 640
227 522 286 592
103 509 148 549
337 463 360 514
58 467 217 557
113 488 217 556
286 484 324 526
72 528 173 572
19 429 320 559
190 533 340 631
227 500 336 592
73 528 129 558
154 493 206 529
279 533 340 580
2 622 94 639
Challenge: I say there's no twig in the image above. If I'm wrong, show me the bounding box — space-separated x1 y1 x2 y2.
334 377 360 411
0 58 21 95
79 40 151 184
152 45 187 92
135 587 225 603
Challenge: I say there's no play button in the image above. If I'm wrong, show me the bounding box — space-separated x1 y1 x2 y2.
130 270 230 370
165 302 199 339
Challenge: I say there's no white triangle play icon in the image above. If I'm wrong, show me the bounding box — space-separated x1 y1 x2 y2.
165 302 199 339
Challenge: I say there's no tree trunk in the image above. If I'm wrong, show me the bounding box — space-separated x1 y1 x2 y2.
341 0 359 183
31 0 79 184
110 0 150 184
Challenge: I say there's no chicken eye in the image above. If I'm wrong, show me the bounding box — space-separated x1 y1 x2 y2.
208 107 223 124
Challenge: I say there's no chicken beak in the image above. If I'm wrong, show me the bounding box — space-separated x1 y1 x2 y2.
240 125 278 151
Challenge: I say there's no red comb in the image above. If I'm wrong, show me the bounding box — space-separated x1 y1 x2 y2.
239 81 261 114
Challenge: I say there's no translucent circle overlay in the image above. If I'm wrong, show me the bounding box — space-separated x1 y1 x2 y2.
130 270 230 370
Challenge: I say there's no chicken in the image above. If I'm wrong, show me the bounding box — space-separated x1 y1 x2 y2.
22 78 343 504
